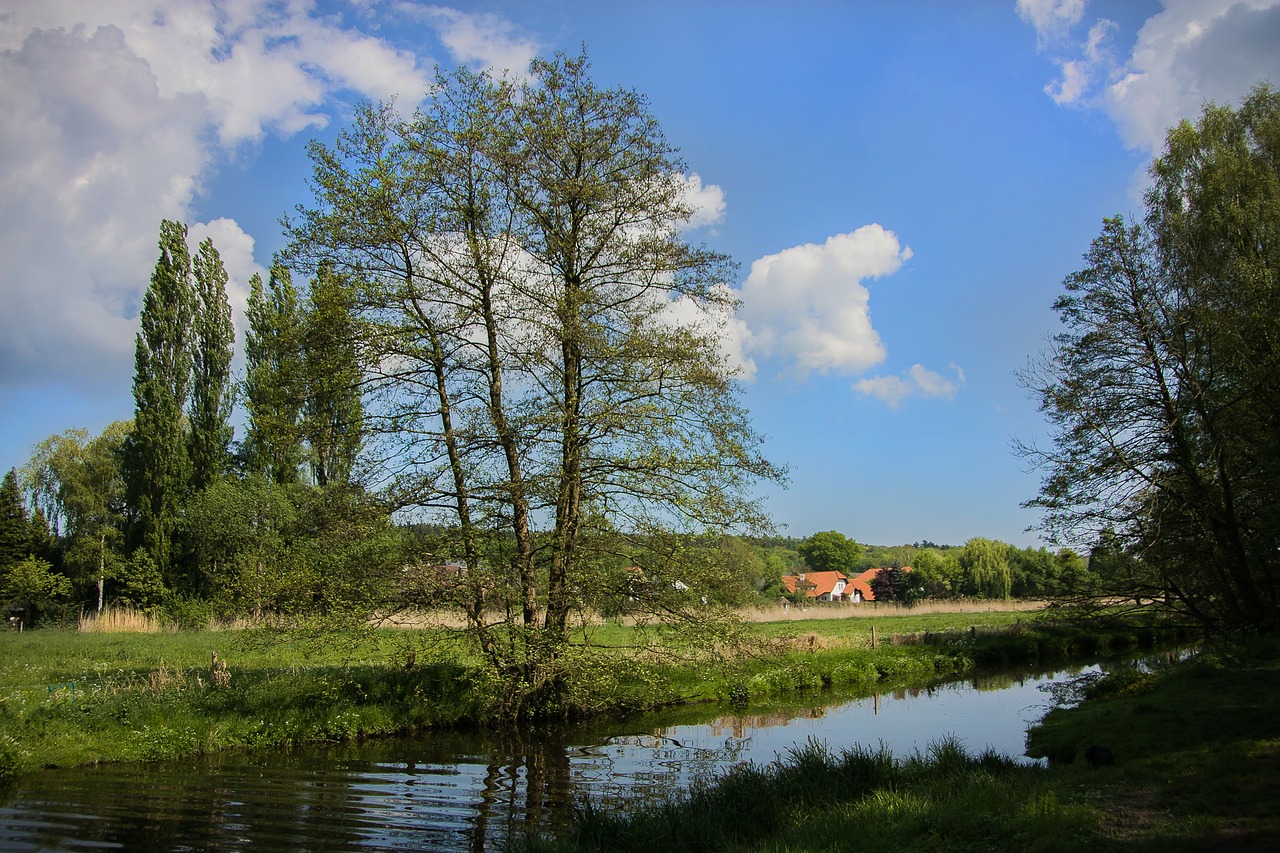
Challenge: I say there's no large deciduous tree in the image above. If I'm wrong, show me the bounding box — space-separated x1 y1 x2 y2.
284 53 782 712
797 531 862 574
1020 84 1280 633
23 424 132 611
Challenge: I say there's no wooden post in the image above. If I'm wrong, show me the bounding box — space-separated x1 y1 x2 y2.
871 625 877 648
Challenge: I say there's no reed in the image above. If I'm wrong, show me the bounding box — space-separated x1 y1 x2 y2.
78 606 172 634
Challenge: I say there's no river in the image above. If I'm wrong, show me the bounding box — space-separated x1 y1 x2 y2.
0 657 1139 852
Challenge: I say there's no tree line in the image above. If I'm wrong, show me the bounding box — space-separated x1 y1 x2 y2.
2 221 377 625
753 529 1089 605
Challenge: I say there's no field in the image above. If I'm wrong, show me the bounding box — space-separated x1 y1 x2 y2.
0 603 1162 778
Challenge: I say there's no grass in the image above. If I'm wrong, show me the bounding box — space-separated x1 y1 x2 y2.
1024 636 1280 849
77 606 173 633
533 738 1092 853
528 635 1280 852
0 605 1181 781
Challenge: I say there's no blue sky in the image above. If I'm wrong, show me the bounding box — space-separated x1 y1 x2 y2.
2 0 1278 548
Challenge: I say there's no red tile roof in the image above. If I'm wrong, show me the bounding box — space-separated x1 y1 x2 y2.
782 571 849 599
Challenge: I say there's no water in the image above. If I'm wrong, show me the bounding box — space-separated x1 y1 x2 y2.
0 659 1121 852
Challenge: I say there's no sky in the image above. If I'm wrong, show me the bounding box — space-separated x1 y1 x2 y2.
2 0 1278 549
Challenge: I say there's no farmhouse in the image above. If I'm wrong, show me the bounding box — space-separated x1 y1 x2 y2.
782 566 915 603
781 570 852 602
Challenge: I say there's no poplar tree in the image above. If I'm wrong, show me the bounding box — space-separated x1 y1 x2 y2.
189 237 235 491
125 219 195 583
300 263 363 487
244 264 305 484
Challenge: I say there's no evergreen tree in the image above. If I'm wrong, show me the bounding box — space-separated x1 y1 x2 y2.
189 237 235 492
244 264 305 484
125 220 196 585
0 468 32 568
301 263 363 487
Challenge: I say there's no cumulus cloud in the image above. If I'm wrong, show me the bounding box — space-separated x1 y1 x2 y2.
736 225 912 376
407 5 538 74
0 1 527 393
853 364 965 409
1021 0 1280 152
677 172 727 231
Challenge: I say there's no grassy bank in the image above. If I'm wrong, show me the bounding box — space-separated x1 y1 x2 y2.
0 608 1180 781
530 636 1280 852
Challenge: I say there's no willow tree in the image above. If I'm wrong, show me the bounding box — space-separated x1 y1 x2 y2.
285 53 781 711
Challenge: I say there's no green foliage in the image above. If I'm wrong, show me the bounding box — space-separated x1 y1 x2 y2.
796 530 862 573
125 219 196 586
910 548 962 598
114 550 168 609
188 237 235 492
0 469 32 569
300 263 363 487
0 556 72 622
960 537 1012 599
1020 85 1280 632
243 264 305 484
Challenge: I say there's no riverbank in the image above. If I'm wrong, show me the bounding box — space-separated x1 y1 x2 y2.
0 610 1179 781
531 635 1280 852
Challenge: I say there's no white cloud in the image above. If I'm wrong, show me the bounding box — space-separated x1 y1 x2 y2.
411 5 538 75
677 172 727 231
1107 0 1280 152
1022 0 1280 152
0 1 531 393
853 363 965 409
737 225 912 376
1016 0 1086 46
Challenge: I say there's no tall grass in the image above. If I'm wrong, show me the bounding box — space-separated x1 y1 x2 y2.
743 598 1049 622
537 737 1093 852
78 607 172 634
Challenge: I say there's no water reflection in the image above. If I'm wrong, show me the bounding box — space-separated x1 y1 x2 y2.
0 656 1155 852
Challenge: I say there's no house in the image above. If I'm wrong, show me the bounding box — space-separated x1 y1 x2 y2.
781 570 850 602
